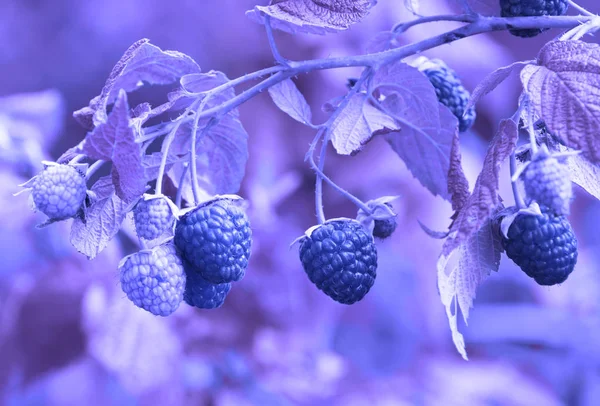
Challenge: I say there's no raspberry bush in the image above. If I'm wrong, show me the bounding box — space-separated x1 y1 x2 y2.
14 0 600 362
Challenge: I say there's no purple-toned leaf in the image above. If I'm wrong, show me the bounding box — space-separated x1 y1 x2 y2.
437 216 502 360
562 146 600 201
404 0 420 15
246 0 376 35
521 40 600 164
365 31 396 53
466 60 530 111
74 39 201 129
448 132 469 212
443 119 518 256
268 79 312 125
70 176 133 259
330 94 398 155
180 71 230 93
82 90 146 203
142 152 180 182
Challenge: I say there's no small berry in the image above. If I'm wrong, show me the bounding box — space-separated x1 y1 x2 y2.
299 219 377 305
174 197 252 284
422 60 476 132
183 261 232 309
372 203 398 239
134 195 176 240
499 0 569 38
31 164 87 220
522 146 572 215
501 207 578 285
119 244 186 316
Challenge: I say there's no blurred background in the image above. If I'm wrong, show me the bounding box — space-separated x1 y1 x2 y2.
1 0 599 405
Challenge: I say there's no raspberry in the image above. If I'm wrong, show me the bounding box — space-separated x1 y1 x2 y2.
501 207 578 285
134 194 176 240
118 243 186 316
299 219 377 304
500 0 569 38
174 197 252 284
372 203 398 239
183 261 232 309
522 147 572 215
31 164 87 220
422 60 476 132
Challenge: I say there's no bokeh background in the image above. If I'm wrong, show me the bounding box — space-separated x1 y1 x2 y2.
1 0 599 405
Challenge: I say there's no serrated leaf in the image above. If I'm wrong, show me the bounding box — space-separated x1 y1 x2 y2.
443 119 518 256
268 79 312 125
448 132 469 212
521 40 600 164
466 60 530 112
82 90 146 204
246 0 375 35
563 147 600 200
74 39 201 129
437 217 502 360
330 94 397 155
180 71 231 93
70 176 133 259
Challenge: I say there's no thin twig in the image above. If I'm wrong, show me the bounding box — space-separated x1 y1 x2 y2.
85 160 105 180
155 120 183 196
264 15 289 66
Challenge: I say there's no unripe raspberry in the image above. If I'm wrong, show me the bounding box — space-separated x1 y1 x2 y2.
119 244 186 316
31 164 87 220
134 194 177 241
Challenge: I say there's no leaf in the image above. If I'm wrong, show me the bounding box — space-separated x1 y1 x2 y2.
180 71 231 93
403 0 420 15
74 39 201 129
466 60 530 112
443 119 518 256
82 90 146 204
448 132 470 212
437 217 502 360
246 0 375 35
70 176 133 259
563 148 600 201
521 40 600 164
268 79 312 125
330 94 398 155
365 31 396 53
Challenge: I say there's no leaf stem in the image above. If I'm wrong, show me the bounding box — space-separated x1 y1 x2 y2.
264 14 289 66
69 154 86 165
510 153 526 209
85 160 105 180
568 1 595 16
155 119 183 196
393 14 477 34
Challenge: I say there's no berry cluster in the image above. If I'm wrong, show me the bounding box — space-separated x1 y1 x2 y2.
499 0 569 38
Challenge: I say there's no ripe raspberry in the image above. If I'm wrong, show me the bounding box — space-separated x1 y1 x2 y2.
118 244 186 316
422 60 476 132
174 197 252 284
299 219 377 304
500 0 569 38
522 147 572 215
31 164 87 220
501 207 578 285
183 261 232 309
134 194 176 241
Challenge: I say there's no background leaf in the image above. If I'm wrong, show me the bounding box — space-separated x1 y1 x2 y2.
562 146 600 201
74 39 201 129
521 40 600 164
268 79 312 125
246 0 375 35
70 176 133 259
82 90 146 203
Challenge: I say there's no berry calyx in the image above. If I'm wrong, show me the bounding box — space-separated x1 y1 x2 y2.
299 218 377 304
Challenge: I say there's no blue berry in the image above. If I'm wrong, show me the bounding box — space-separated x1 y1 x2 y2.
500 0 569 38
501 207 578 285
423 61 476 132
174 197 252 284
31 164 87 220
134 195 176 240
119 244 186 316
183 261 232 309
299 219 377 305
522 147 572 215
